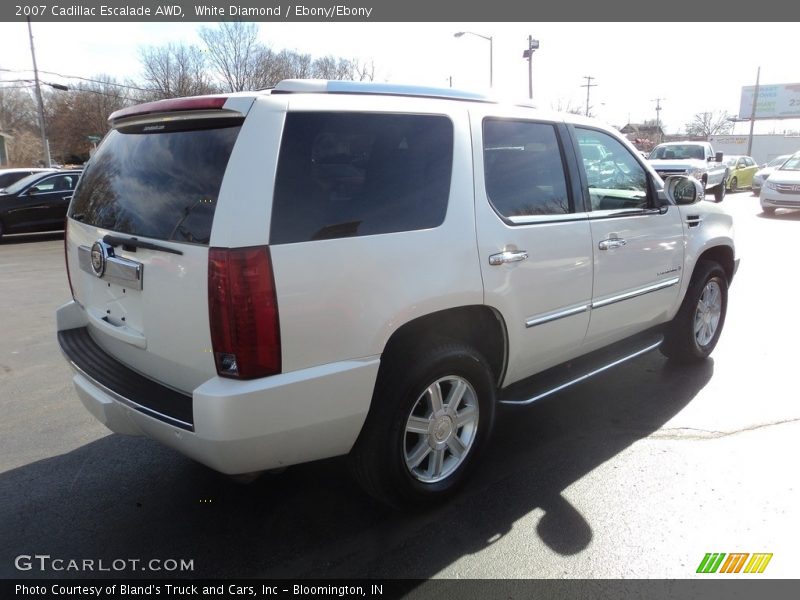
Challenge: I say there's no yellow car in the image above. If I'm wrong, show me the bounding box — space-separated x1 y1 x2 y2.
724 155 758 191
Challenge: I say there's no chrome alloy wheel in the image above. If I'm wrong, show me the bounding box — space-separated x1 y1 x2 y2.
403 376 479 483
694 280 722 347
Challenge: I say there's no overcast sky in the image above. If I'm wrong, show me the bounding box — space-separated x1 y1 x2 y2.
0 21 797 135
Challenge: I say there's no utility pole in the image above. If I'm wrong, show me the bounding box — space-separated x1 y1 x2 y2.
27 16 51 168
747 66 760 156
522 36 540 100
652 97 665 143
581 76 597 117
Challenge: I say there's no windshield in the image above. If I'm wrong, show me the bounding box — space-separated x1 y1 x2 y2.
2 172 44 195
767 155 790 168
649 145 706 160
778 156 800 171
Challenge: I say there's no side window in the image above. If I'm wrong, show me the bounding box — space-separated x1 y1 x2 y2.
575 128 649 211
270 112 453 244
745 157 756 167
30 174 75 193
482 119 571 218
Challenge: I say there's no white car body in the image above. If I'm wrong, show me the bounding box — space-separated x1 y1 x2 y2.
56 81 737 503
752 154 791 194
760 153 800 212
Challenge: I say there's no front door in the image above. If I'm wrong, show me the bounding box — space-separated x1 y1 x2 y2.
572 127 685 346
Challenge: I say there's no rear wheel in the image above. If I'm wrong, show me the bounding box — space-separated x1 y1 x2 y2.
349 341 496 508
661 260 728 363
0 220 3 241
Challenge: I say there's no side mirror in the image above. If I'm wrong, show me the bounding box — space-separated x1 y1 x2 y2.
715 152 723 162
27 187 39 196
664 175 704 205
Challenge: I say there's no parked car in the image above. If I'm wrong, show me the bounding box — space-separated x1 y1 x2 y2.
0 170 82 240
723 155 758 191
647 141 728 202
760 152 800 215
0 167 56 191
752 154 792 195
56 80 737 508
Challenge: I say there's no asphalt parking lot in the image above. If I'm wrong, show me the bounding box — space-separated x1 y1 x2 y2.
1 192 798 581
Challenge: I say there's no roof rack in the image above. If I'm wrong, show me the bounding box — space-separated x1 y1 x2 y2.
272 79 495 103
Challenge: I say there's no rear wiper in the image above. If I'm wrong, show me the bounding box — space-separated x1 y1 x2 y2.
103 234 183 256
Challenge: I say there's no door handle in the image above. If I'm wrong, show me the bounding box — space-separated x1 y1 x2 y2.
598 237 627 251
489 250 529 266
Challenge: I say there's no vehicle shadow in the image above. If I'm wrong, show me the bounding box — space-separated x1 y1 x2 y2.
0 231 64 245
0 352 712 580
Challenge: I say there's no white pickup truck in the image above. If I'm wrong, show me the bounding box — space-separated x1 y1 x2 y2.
648 141 729 202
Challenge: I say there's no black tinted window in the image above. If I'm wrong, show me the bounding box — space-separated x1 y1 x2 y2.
69 124 241 245
270 112 453 244
483 119 571 218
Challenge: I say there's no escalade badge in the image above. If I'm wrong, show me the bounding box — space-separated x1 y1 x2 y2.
90 240 111 277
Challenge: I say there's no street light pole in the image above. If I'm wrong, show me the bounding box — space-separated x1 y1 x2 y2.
522 36 540 100
454 31 493 88
27 16 51 168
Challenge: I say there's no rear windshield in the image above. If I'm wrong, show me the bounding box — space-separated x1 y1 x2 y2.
69 123 241 245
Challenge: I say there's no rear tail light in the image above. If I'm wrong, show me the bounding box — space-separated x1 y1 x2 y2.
208 246 281 379
64 217 75 299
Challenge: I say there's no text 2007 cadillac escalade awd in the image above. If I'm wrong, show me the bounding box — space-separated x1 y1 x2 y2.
57 80 738 508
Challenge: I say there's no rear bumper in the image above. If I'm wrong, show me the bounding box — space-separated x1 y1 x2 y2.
57 301 380 474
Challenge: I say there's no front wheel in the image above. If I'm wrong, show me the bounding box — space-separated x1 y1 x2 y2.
713 182 726 202
349 341 496 508
661 261 728 363
762 207 776 216
728 176 738 192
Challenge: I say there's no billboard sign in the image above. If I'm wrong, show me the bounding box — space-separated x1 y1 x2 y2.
739 83 800 119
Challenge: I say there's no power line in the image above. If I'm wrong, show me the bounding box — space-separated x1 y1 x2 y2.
0 67 148 92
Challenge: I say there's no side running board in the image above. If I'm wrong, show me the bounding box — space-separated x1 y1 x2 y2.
499 330 664 406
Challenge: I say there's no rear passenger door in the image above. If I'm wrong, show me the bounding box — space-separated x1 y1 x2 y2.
571 127 685 345
475 117 593 386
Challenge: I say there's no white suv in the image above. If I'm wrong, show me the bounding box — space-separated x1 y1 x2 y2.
57 80 738 508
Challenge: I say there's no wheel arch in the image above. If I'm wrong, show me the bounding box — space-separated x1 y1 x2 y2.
695 244 735 284
379 305 508 389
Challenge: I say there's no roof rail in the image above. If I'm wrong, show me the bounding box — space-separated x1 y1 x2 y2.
272 79 495 103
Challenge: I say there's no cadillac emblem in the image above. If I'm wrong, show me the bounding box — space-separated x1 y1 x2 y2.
90 241 108 277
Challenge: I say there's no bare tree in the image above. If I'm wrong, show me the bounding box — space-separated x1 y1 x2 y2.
139 43 216 100
685 110 734 138
551 98 584 115
353 59 376 82
311 56 356 80
0 86 38 134
45 75 131 163
198 22 272 92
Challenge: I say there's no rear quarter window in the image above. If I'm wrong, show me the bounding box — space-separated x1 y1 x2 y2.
270 112 453 244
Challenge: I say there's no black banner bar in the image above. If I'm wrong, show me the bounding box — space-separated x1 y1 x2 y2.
4 1 800 22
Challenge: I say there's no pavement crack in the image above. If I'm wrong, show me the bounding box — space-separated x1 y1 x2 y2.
649 417 800 441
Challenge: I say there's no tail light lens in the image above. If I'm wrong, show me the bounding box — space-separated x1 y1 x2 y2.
64 217 75 299
208 246 281 379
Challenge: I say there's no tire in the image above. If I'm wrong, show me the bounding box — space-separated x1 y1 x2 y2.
349 341 496 509
713 182 726 202
0 220 3 242
762 207 776 216
660 260 728 363
728 177 738 192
